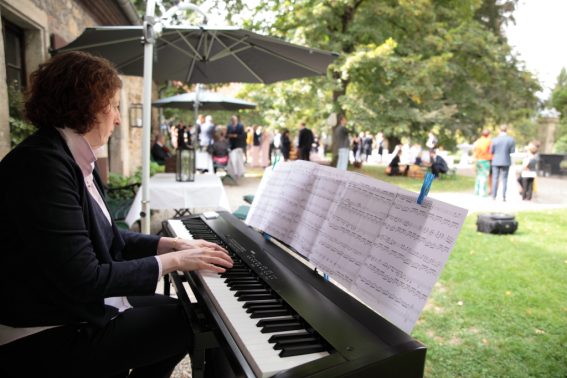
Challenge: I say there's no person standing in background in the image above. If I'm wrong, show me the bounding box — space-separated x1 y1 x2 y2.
363 131 373 161
280 130 291 161
226 115 245 151
298 122 314 161
489 124 515 201
321 131 331 156
519 146 537 202
199 115 215 149
312 132 320 154
375 132 384 163
336 116 353 170
246 127 253 163
261 127 272 168
252 125 261 167
473 129 493 197
351 133 361 163
273 129 282 157
426 132 438 151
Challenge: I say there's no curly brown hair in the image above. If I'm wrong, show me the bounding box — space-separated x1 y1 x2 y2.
24 51 122 135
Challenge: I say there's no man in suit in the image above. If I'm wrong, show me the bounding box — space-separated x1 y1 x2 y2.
226 115 245 151
298 122 314 161
151 134 173 165
490 124 516 201
424 150 448 178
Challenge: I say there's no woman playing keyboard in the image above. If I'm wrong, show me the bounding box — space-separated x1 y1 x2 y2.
0 51 233 378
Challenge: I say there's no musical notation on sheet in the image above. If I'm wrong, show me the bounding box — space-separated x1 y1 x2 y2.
246 162 466 334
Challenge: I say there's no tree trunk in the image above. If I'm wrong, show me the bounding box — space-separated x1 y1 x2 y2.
387 135 401 152
330 74 349 167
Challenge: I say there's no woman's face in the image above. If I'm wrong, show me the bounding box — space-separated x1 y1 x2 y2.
85 90 121 150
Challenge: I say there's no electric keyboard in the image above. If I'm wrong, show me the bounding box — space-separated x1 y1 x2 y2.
164 212 426 378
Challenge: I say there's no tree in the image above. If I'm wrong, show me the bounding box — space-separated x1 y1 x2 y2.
132 0 540 158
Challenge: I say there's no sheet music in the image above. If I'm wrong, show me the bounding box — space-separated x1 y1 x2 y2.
245 162 466 334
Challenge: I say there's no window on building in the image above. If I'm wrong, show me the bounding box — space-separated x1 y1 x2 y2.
2 18 26 91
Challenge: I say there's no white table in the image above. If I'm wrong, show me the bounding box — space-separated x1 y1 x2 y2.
456 144 474 167
125 173 231 227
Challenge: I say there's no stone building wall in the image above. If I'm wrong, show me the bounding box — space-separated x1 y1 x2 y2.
0 0 156 179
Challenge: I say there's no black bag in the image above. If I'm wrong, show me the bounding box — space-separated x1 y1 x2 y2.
476 213 518 234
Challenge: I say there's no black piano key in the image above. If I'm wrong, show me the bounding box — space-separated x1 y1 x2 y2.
224 277 258 283
249 309 290 319
279 344 326 357
268 332 313 343
220 272 253 278
242 300 280 308
234 289 270 297
261 322 304 333
237 294 274 302
229 284 264 291
227 280 258 287
245 304 284 312
273 338 319 350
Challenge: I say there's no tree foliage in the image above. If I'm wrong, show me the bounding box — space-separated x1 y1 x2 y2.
133 0 540 153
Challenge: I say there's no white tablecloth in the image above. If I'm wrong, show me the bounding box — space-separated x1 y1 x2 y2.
125 173 231 226
196 151 214 172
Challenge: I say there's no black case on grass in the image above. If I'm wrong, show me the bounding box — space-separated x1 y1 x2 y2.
476 213 518 234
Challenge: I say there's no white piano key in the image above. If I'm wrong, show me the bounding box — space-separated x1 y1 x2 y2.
167 219 194 240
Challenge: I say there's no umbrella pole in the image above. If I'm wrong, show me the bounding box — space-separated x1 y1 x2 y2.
194 83 201 149
141 0 156 235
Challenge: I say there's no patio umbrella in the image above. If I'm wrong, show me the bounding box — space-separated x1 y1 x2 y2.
57 25 338 84
56 24 338 234
152 90 257 111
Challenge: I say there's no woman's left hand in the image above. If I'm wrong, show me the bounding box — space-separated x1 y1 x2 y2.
175 238 227 253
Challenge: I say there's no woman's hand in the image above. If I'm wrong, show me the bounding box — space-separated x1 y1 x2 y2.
157 237 227 255
159 248 233 276
175 238 227 254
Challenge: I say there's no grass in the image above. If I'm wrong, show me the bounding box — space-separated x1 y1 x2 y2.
349 165 475 193
412 208 567 377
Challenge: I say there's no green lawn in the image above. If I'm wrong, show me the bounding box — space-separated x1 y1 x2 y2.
349 165 475 192
412 209 567 377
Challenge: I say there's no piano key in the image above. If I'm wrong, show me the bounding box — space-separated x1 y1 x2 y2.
250 309 290 319
261 322 304 333
279 344 327 358
243 300 281 308
273 338 319 350
220 272 253 278
237 293 275 302
227 280 260 287
229 284 264 291
234 289 270 296
268 332 313 343
245 304 285 312
167 220 194 240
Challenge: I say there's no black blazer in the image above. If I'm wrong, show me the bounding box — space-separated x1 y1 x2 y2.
0 126 161 329
298 128 313 150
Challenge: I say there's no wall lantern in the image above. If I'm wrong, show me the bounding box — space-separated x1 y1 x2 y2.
176 144 195 182
129 103 143 128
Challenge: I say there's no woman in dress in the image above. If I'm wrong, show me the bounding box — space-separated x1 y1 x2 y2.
260 127 272 168
0 51 232 377
208 131 230 167
473 129 493 197
351 133 360 163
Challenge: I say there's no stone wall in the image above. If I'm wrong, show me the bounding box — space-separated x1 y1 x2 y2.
0 0 157 175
